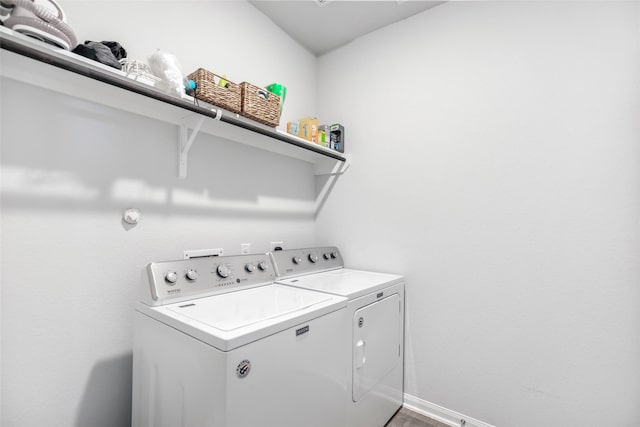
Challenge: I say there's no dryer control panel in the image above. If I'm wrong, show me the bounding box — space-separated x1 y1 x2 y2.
270 246 343 279
140 254 275 306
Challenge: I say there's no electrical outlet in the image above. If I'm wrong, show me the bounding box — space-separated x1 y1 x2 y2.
240 243 251 255
184 248 223 259
270 241 284 251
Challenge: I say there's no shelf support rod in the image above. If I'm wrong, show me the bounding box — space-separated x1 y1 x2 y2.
178 115 206 179
314 154 352 217
314 153 351 176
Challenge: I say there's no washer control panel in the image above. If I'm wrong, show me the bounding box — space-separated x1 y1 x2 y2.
142 254 275 306
269 246 343 279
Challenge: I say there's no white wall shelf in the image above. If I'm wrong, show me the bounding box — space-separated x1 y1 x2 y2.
0 28 350 178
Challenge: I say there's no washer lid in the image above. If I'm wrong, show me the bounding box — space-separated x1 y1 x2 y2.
137 284 347 351
166 284 334 331
276 268 404 300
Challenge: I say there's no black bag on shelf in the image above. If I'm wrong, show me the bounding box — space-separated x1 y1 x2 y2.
72 40 127 70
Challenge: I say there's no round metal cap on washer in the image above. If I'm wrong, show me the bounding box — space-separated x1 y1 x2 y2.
308 253 318 263
330 252 338 259
257 261 269 271
236 359 251 378
292 256 302 264
245 263 256 273
323 253 330 260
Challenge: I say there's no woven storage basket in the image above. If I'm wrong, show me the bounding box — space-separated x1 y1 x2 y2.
240 82 281 127
187 68 241 113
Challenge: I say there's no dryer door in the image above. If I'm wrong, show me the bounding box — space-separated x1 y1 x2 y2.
352 293 402 402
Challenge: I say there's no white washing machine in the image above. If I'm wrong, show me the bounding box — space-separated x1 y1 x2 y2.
270 247 405 427
132 253 350 427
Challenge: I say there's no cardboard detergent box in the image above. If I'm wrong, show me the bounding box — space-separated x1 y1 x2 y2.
298 117 318 143
318 125 330 148
287 121 300 136
319 123 345 152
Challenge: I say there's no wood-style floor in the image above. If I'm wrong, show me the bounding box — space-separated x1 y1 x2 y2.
385 407 451 427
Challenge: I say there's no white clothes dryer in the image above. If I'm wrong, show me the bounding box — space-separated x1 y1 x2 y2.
270 247 405 427
132 253 349 427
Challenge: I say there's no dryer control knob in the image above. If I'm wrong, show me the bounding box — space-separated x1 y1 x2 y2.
245 263 257 273
323 253 331 260
257 261 269 271
292 256 302 264
308 253 319 263
217 264 231 278
165 271 178 284
330 252 338 259
186 269 198 281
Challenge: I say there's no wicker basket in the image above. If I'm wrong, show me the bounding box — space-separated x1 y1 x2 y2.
240 82 281 127
186 68 241 113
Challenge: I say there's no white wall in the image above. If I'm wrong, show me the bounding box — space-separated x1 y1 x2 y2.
316 2 640 426
1 2 317 426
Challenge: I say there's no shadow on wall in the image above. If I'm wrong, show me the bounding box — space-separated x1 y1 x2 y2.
1 81 319 220
75 353 133 427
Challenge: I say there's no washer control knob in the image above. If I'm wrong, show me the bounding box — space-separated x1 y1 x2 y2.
292 256 302 264
257 261 269 271
308 253 319 263
245 263 257 273
216 264 231 278
323 253 331 260
331 252 338 259
186 269 198 281
165 271 178 284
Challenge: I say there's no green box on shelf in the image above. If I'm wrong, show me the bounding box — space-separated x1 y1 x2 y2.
266 83 287 114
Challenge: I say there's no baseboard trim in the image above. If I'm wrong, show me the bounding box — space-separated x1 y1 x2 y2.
403 394 496 427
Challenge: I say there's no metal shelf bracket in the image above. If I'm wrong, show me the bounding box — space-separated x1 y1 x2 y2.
314 153 351 217
314 153 352 176
178 110 221 178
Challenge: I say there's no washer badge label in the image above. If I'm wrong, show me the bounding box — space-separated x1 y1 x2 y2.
236 360 251 378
